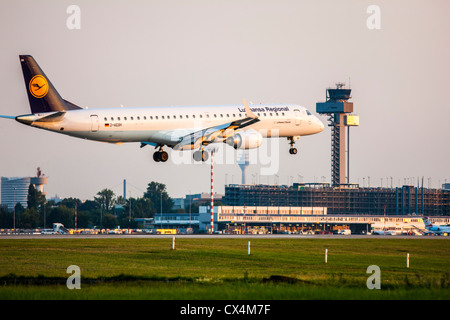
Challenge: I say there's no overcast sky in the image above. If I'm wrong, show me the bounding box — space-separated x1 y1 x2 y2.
0 0 449 201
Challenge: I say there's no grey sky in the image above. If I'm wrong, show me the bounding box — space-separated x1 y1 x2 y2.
0 0 449 201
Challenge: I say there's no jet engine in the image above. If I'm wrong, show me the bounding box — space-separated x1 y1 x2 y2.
225 130 263 149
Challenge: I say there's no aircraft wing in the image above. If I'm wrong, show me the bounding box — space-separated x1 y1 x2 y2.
173 116 260 150
172 99 260 150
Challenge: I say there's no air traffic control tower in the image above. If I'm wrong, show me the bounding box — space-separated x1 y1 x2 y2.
316 83 359 186
30 167 48 195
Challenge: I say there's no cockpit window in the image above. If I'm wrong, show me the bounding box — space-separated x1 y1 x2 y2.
306 110 312 116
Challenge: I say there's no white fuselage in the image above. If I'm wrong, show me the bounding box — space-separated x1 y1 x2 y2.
423 217 450 235
425 224 450 235
26 104 324 147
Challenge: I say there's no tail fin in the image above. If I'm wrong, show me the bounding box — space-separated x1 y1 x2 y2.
19 55 82 114
423 217 433 228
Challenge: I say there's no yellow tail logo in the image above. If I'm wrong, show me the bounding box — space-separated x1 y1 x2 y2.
29 75 48 98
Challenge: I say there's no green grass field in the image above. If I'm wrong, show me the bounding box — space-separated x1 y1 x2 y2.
0 237 449 300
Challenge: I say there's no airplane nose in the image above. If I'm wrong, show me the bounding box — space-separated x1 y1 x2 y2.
317 118 324 132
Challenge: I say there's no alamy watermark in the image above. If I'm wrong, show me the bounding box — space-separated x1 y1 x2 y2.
66 5 81 30
66 265 81 289
366 5 381 30
366 265 381 289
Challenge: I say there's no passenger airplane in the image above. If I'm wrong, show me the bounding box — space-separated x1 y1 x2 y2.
0 55 324 162
422 217 450 235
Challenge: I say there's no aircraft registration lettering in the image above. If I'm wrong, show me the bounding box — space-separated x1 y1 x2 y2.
105 123 122 128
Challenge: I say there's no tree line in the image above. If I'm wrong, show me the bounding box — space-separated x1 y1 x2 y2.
0 181 194 230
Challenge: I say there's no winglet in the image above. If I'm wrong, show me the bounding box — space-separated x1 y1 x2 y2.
243 99 258 119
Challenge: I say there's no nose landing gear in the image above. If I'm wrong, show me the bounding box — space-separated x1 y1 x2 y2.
288 136 298 155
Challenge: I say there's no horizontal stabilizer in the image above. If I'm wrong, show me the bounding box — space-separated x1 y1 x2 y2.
15 111 66 125
34 111 66 122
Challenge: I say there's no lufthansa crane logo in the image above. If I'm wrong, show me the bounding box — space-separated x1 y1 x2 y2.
29 75 49 98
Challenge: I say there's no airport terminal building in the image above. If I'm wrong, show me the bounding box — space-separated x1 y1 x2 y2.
142 183 449 234
146 206 450 235
222 183 450 216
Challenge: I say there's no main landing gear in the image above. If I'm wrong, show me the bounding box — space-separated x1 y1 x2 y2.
193 149 209 162
150 145 209 163
151 140 296 162
153 147 169 162
288 136 298 155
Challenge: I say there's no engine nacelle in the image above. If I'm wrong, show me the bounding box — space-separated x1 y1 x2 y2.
225 130 263 149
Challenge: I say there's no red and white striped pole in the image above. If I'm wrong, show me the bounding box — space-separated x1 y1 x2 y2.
75 201 77 230
210 149 214 234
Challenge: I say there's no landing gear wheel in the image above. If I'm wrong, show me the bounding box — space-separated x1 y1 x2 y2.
153 149 169 162
201 150 209 162
193 150 209 162
160 151 169 162
193 151 202 162
287 137 298 155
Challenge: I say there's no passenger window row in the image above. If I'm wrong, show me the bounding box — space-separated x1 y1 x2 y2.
103 112 286 122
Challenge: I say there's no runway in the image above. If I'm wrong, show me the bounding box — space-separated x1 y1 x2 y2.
0 233 446 240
